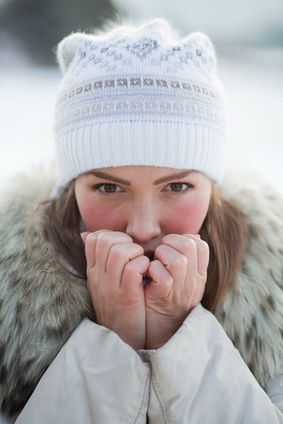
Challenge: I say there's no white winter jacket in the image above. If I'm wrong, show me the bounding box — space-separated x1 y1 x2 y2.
12 305 283 423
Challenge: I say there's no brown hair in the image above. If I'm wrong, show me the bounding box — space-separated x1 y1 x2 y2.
26 179 247 312
199 186 247 310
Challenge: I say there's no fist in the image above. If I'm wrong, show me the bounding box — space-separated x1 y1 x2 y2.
81 230 150 350
144 234 209 349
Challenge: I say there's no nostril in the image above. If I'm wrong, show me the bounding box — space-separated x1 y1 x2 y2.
126 222 161 243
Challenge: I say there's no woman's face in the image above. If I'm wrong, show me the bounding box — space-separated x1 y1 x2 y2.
75 166 212 252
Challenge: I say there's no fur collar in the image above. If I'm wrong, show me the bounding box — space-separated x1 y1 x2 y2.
0 164 283 420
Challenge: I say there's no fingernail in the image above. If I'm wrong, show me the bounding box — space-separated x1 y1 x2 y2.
196 234 201 239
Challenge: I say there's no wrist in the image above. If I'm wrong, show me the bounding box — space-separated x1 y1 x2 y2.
145 341 164 350
145 329 175 350
116 329 146 351
126 339 145 351
145 313 188 350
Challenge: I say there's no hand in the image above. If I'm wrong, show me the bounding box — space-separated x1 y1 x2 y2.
144 234 209 349
81 230 150 350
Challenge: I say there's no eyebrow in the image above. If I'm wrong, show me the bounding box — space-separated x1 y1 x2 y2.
83 169 197 185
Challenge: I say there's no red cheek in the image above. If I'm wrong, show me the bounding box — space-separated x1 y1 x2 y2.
163 203 208 235
80 203 124 232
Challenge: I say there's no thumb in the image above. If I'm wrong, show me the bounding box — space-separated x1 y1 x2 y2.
145 260 173 299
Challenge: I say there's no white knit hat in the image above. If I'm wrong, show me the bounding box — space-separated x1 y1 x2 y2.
51 18 228 197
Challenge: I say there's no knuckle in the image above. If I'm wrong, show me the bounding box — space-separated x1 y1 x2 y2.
161 234 172 244
96 231 110 246
148 259 159 272
186 238 196 247
123 259 137 273
162 233 179 243
123 261 140 280
155 244 166 256
182 238 196 253
132 243 144 254
109 243 129 262
199 240 209 251
86 233 96 243
109 242 142 263
202 240 209 248
97 231 130 245
113 231 132 241
164 273 173 286
170 255 187 272
122 232 133 242
176 254 187 268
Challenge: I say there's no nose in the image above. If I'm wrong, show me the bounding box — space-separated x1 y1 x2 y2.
125 202 161 243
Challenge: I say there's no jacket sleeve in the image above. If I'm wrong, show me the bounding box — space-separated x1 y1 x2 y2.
14 318 150 424
139 303 283 424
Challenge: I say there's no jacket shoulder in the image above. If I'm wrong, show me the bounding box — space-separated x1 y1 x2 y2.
216 166 283 389
0 163 92 419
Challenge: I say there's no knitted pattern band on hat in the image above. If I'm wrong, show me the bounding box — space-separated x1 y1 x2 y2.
51 18 228 197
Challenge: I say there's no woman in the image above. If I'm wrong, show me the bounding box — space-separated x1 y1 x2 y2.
1 17 283 423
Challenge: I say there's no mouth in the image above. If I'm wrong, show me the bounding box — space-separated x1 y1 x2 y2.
144 250 155 261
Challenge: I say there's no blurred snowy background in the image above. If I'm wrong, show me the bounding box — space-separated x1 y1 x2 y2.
0 0 282 194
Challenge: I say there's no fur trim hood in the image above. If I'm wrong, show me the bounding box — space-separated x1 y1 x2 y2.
0 164 283 420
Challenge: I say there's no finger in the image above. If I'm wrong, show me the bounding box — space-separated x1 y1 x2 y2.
196 240 209 277
146 260 173 298
121 255 150 291
162 234 199 274
183 234 210 277
182 233 201 240
84 230 112 269
107 242 145 285
85 233 98 269
155 241 189 283
96 231 133 273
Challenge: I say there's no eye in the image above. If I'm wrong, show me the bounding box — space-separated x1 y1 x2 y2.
92 183 124 193
164 182 193 193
